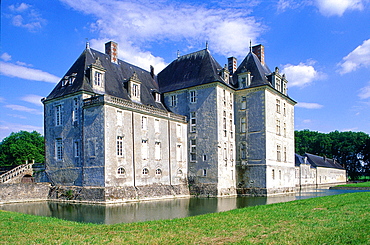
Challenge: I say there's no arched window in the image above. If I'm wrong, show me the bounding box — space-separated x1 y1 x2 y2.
155 169 162 175
117 167 125 175
142 168 149 175
177 169 183 175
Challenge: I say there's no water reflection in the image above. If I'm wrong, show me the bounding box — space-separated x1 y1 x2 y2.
0 188 367 224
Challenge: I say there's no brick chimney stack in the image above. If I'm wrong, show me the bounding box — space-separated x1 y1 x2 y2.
227 57 237 75
105 41 118 64
252 44 265 66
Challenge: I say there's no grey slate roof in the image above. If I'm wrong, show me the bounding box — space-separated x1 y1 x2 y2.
45 47 167 111
157 49 230 93
232 51 272 88
295 153 345 170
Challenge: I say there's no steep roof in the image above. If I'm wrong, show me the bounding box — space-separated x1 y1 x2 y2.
45 47 167 110
157 49 230 93
232 51 272 88
295 153 345 170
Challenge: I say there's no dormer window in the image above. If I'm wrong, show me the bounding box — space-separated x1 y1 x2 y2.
88 57 106 93
155 92 161 103
128 72 141 102
238 71 251 89
94 71 103 86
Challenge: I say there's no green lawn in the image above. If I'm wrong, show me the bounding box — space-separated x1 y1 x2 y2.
337 181 370 188
1 192 369 244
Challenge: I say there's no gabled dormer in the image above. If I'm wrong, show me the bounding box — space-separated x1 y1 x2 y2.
128 72 141 102
88 57 106 93
268 67 288 95
220 64 230 84
237 68 251 89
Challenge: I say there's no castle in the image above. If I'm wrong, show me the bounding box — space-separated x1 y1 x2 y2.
42 41 343 202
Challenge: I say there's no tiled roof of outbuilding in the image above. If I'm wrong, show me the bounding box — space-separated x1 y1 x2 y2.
157 49 230 93
295 153 345 170
45 47 167 111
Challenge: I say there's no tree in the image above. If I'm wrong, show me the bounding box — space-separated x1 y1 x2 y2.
295 130 370 180
0 131 44 166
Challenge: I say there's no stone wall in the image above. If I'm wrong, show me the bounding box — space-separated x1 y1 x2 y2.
0 183 51 204
48 184 190 203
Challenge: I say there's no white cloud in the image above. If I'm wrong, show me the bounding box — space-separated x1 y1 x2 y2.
282 61 325 87
338 39 370 74
0 61 59 83
21 94 44 106
8 3 46 32
8 114 27 119
1 53 12 61
296 102 324 109
302 119 312 124
315 0 364 17
0 121 43 141
4 104 43 115
358 81 370 99
61 0 264 72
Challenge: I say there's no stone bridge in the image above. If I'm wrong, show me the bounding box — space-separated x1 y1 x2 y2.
0 162 34 184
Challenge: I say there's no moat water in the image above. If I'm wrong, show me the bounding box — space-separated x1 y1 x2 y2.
0 187 367 224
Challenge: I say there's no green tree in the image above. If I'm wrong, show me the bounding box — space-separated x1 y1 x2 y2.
295 130 370 180
0 131 44 166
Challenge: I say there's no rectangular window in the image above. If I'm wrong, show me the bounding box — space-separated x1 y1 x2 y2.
142 139 148 160
117 110 123 126
276 78 281 91
117 136 123 156
176 124 182 138
132 84 140 99
72 98 78 122
223 143 227 160
56 138 63 160
142 116 148 130
190 139 196 162
276 120 281 135
171 95 177 107
283 103 286 116
276 99 281 113
94 71 102 86
241 144 246 159
241 117 246 133
277 145 281 162
155 141 161 160
189 90 196 103
284 123 286 137
74 140 79 158
155 93 161 102
241 96 247 109
176 144 182 162
55 105 62 126
284 146 287 162
155 119 160 133
203 169 207 177
230 144 233 161
190 112 196 132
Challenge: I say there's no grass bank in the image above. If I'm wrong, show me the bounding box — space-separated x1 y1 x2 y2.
337 181 370 188
1 192 369 244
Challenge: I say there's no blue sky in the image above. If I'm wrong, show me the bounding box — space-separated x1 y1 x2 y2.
1 0 370 140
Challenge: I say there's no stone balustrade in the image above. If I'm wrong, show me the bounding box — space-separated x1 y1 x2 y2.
0 162 33 184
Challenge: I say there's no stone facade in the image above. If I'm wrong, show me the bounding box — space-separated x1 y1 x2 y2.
42 41 346 201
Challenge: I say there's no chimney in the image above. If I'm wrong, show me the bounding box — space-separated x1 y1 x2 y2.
150 65 155 79
228 57 237 75
105 41 118 64
252 44 265 66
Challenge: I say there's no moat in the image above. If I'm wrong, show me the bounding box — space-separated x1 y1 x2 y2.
0 187 367 224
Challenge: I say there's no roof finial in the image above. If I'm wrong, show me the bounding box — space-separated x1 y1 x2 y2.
86 38 90 49
249 40 252 52
177 50 180 59
206 41 209 50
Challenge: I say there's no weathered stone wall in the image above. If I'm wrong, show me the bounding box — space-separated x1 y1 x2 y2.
0 183 51 204
48 184 189 203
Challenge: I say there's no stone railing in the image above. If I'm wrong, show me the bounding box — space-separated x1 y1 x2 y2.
0 162 34 184
84 95 187 122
